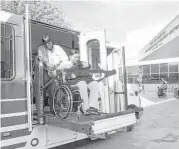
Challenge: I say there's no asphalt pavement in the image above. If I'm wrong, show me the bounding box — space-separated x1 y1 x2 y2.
56 98 179 149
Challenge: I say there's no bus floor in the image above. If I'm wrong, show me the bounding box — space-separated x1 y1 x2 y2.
54 98 179 149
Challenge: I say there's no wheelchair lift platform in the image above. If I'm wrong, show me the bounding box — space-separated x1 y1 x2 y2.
44 108 143 137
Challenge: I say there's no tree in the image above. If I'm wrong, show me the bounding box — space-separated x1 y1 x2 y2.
0 0 71 29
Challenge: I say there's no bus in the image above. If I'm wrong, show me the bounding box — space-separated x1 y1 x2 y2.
0 6 143 149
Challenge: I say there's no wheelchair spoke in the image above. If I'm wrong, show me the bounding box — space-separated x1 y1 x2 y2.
53 85 73 119
52 84 84 119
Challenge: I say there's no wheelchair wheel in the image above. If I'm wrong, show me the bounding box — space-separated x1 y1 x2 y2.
53 85 73 119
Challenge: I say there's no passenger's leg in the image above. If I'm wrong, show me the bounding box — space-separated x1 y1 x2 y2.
75 81 89 111
87 81 99 110
97 81 105 113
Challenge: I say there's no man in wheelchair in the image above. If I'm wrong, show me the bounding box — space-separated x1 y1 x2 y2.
38 35 106 118
68 50 106 114
158 79 168 98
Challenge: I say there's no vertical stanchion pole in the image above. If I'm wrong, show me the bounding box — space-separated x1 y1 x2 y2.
122 46 128 110
25 4 32 131
112 50 117 112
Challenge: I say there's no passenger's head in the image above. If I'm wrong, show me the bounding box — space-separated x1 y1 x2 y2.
42 35 53 50
70 49 80 65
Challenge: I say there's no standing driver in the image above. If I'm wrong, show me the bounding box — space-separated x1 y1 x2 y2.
38 35 72 113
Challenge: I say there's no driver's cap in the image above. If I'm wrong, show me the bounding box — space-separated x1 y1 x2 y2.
42 35 51 43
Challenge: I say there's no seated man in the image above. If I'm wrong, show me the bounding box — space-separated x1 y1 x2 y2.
69 50 106 113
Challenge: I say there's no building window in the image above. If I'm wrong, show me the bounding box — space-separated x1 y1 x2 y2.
127 74 138 84
159 63 168 81
160 73 168 81
169 63 178 73
160 63 168 73
150 64 159 83
143 65 150 74
1 23 15 80
169 73 178 83
151 64 159 74
168 63 178 83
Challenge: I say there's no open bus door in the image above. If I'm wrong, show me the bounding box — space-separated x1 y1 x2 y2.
79 29 110 113
45 29 143 138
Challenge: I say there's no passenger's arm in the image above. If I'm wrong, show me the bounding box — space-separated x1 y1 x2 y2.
79 61 91 68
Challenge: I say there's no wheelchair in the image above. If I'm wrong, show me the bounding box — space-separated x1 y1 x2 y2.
53 84 84 119
43 68 116 119
32 58 84 119
33 57 116 119
42 70 84 119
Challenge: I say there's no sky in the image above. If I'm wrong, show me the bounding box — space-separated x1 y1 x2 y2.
50 1 179 58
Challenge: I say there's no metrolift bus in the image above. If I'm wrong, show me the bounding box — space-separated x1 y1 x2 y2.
0 6 143 149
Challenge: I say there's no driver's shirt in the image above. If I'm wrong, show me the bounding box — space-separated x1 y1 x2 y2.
38 45 69 66
38 45 70 77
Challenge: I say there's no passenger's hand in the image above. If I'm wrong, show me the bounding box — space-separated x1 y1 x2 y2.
92 73 105 81
81 62 90 68
48 70 57 77
46 63 56 71
70 73 76 79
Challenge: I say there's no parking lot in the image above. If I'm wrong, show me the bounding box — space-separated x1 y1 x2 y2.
56 98 179 149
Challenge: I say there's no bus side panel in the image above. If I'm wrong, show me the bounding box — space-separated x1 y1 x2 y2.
1 81 26 99
1 23 30 148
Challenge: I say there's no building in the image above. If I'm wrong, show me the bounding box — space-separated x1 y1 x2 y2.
126 13 179 85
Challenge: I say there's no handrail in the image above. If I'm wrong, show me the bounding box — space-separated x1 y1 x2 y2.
25 4 32 132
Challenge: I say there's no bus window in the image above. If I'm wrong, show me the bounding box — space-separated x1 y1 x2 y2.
1 23 15 80
87 40 100 69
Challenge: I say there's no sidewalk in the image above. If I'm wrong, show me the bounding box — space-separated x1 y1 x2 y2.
141 91 174 103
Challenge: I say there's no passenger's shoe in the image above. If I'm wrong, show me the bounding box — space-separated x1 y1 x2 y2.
85 107 100 115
